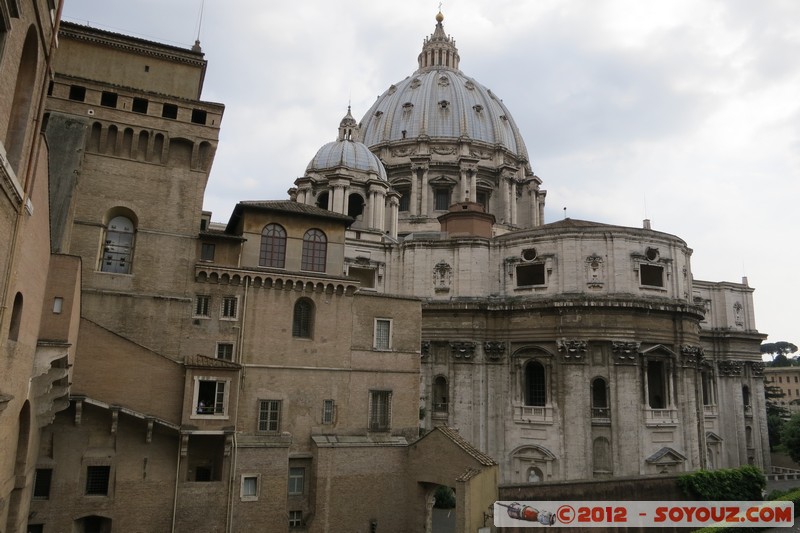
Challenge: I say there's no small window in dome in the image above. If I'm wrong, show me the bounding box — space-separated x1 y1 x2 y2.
374 110 383 118
473 105 483 113
500 114 508 121
402 102 414 110
439 100 449 109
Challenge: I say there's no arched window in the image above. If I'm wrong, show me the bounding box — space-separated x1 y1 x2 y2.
591 377 608 418
433 376 448 413
100 215 135 274
347 194 364 219
525 361 546 406
301 229 326 272
259 223 286 268
292 298 314 338
5 27 39 174
316 192 329 210
742 385 751 407
8 292 22 341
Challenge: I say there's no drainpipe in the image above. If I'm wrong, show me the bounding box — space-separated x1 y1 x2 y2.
226 275 249 531
0 0 63 330
171 433 182 533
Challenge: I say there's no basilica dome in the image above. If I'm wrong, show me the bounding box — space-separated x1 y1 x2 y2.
359 13 530 162
306 106 388 181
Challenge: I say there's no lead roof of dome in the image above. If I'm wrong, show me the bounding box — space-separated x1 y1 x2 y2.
358 13 530 162
307 108 388 181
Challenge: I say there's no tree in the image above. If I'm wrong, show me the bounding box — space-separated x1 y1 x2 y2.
780 413 800 463
761 341 798 364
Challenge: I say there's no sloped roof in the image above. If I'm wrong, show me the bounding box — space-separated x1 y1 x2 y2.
184 354 241 369
226 200 353 233
428 426 497 466
646 447 687 464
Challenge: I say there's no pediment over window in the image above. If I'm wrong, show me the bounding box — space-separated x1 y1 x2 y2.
646 447 686 465
705 431 723 444
639 344 677 358
512 444 557 462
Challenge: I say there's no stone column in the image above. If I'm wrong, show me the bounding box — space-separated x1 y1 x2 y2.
387 194 399 239
470 171 477 202
460 169 468 202
410 170 419 216
420 166 429 215
510 180 518 225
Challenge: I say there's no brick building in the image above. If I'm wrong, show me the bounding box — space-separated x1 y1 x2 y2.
1 7 770 533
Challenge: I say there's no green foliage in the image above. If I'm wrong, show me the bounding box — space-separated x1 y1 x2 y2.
765 385 789 419
767 414 785 450
433 485 456 509
677 465 766 501
780 412 800 463
761 341 798 365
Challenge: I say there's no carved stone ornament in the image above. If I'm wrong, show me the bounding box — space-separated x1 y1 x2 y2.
750 362 765 377
680 345 705 366
411 78 422 89
483 341 506 360
470 148 492 159
387 84 397 95
557 339 587 361
438 75 450 87
585 254 604 289
450 342 476 359
433 260 453 292
391 146 417 157
431 145 456 155
733 302 744 326
612 341 640 363
464 80 475 90
421 341 431 358
717 360 744 376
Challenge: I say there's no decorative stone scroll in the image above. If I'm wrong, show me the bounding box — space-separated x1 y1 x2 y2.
557 339 587 362
585 254 604 289
450 342 476 360
483 341 506 360
717 360 744 376
680 345 705 367
750 362 765 377
420 341 431 358
733 302 744 326
612 341 640 364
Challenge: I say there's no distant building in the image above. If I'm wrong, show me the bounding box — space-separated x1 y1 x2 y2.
0 7 770 533
764 367 800 415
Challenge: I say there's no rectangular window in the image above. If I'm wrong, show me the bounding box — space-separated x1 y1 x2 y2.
196 379 227 415
53 297 63 314
289 510 303 528
288 467 305 495
27 525 44 533
369 390 392 431
241 475 259 500
85 465 110 495
258 400 281 433
221 296 238 320
191 109 208 124
374 319 392 350
640 264 664 287
516 264 545 286
132 97 149 114
435 189 450 210
33 468 53 500
201 242 215 261
195 295 210 317
399 190 410 212
476 191 488 210
100 91 118 108
322 399 335 425
216 342 234 361
162 103 178 119
348 267 376 288
68 85 86 101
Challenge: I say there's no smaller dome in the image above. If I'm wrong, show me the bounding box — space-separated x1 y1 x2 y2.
306 140 388 181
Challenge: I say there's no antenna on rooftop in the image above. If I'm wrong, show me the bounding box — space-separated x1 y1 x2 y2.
192 0 205 52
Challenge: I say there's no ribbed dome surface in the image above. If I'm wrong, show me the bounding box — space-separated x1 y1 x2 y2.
306 140 388 181
359 68 530 160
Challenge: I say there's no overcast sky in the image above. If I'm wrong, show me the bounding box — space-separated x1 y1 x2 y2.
61 0 799 349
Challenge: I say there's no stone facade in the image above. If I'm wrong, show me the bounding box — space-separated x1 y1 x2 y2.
1 8 769 533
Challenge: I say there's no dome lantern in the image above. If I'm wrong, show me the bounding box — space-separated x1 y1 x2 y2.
417 11 460 71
